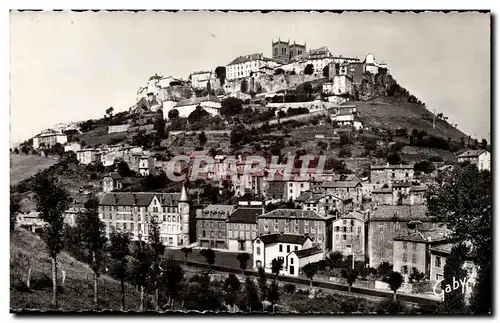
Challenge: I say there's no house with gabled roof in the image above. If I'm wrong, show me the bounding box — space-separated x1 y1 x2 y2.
332 210 368 261
252 233 316 276
457 149 490 171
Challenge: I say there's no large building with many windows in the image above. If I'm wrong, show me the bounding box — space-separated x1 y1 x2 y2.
196 204 235 249
98 187 190 247
227 206 262 253
257 209 334 252
331 211 368 261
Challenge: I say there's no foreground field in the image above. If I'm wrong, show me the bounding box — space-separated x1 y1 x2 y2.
10 229 142 312
10 153 57 186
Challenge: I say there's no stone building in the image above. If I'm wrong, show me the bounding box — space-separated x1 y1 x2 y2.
367 204 437 268
196 204 235 249
332 211 368 261
98 186 190 247
457 149 491 171
369 163 414 186
271 38 306 63
227 206 262 253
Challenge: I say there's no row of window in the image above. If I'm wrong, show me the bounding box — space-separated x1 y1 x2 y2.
335 226 362 234
102 206 179 213
200 221 225 229
403 242 418 251
227 223 255 230
377 223 402 230
279 244 300 253
263 218 319 226
263 224 323 234
335 234 361 241
102 212 180 223
200 230 226 238
228 230 257 240
402 253 418 263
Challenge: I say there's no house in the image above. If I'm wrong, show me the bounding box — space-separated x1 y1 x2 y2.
286 245 324 276
63 205 86 227
252 233 313 276
227 206 262 253
285 179 311 201
138 155 155 176
332 211 368 261
32 129 68 150
173 95 222 118
102 173 123 193
367 204 437 268
98 186 190 246
294 191 347 217
226 53 280 80
196 204 235 249
369 163 414 186
190 70 213 89
76 148 99 165
64 142 82 153
457 150 491 171
393 227 454 280
429 242 478 304
16 211 45 232
257 209 333 251
322 75 353 95
321 180 363 205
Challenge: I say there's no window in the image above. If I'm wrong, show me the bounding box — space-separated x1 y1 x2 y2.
294 226 299 233
435 256 442 268
172 216 176 222
357 227 362 234
304 226 308 233
274 219 278 224
256 247 261 256
153 207 158 213
294 219 299 225
403 253 407 262
412 254 417 263
342 235 346 241
279 244 283 252
305 220 309 225
229 231 233 239
287 245 290 253
290 258 294 265
318 227 323 233
335 226 339 232
403 242 408 250
274 225 279 231
412 242 417 251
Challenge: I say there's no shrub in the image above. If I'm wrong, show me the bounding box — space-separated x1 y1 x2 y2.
283 283 296 294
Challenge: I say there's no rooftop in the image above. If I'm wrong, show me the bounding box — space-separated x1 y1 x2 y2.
371 163 413 170
258 209 326 221
322 181 361 189
293 245 323 258
394 228 454 243
228 207 262 224
457 150 488 158
255 233 311 245
100 192 183 207
371 205 430 221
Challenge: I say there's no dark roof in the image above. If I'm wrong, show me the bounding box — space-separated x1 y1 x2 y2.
370 205 431 221
393 182 412 188
333 174 360 182
105 172 122 180
457 150 488 158
228 208 262 224
372 188 392 194
197 204 235 220
100 192 181 207
322 181 361 189
394 228 454 243
255 233 311 245
293 245 323 258
258 209 325 221
228 53 273 65
371 164 413 170
335 211 367 222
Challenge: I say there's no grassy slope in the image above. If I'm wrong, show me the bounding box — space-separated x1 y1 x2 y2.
10 229 142 311
10 154 57 186
355 97 467 142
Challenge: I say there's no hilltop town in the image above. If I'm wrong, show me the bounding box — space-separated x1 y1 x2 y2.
11 39 492 313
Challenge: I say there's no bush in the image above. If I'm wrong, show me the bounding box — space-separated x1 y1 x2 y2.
414 160 435 174
283 283 296 294
338 147 352 158
376 297 407 314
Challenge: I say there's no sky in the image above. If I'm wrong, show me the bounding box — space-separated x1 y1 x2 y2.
10 11 490 145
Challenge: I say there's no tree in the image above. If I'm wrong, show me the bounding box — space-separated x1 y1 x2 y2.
223 274 241 313
439 243 468 314
108 231 131 311
274 68 285 75
221 98 243 118
160 257 184 309
267 281 280 313
426 164 491 313
346 270 357 293
327 251 344 269
237 253 250 275
387 152 402 165
244 277 262 312
10 192 20 232
480 139 488 149
323 65 329 78
198 131 207 147
168 108 180 120
302 263 318 287
133 235 152 311
154 111 167 140
180 247 192 265
338 147 352 158
271 258 284 282
14 147 19 154
304 64 314 75
148 216 165 311
240 79 249 93
387 271 404 301
188 106 210 123
32 173 70 307
257 267 267 310
117 161 132 177
200 248 216 269
215 66 226 85
414 160 435 174
106 107 114 118
77 194 107 308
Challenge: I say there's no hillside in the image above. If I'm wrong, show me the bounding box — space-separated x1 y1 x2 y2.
10 229 142 312
354 97 467 142
10 153 57 186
